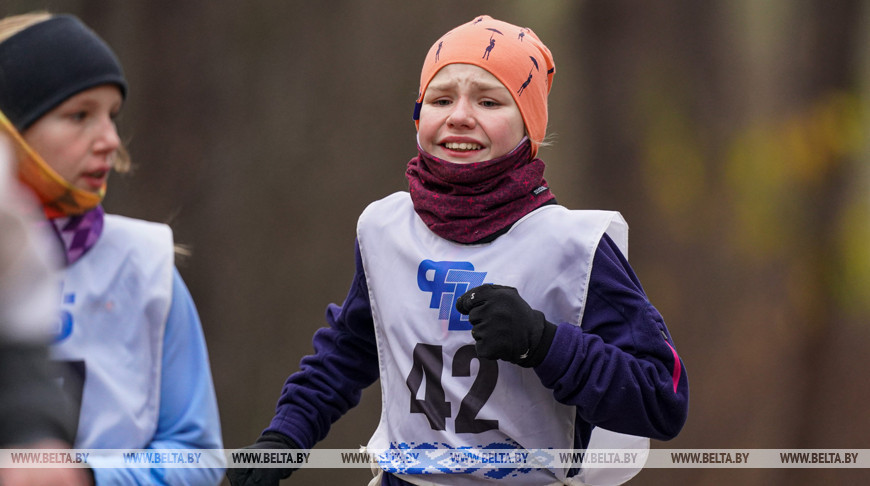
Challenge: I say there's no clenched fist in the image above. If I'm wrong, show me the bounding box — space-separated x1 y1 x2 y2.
456 284 557 367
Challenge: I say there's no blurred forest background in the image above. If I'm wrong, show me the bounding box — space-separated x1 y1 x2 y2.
5 0 870 485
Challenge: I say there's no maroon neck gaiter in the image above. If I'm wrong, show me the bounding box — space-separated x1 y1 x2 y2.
406 138 555 244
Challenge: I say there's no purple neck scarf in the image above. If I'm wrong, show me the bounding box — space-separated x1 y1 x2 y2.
406 138 554 244
50 206 105 266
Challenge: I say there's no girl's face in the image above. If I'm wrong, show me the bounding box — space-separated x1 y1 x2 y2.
418 64 526 164
23 85 122 193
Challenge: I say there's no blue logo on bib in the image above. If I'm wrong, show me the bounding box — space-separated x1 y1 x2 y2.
417 260 487 330
54 291 75 342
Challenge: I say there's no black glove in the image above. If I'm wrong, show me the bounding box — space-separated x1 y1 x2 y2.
226 432 299 486
456 284 557 367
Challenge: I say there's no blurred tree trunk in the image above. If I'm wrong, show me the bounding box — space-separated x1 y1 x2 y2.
779 0 868 484
576 1 868 485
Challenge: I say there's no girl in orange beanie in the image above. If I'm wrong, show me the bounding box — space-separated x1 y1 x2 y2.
414 15 555 159
230 15 687 486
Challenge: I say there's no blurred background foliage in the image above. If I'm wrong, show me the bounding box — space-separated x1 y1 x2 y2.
4 0 869 484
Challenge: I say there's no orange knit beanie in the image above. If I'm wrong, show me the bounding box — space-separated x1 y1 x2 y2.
413 15 555 157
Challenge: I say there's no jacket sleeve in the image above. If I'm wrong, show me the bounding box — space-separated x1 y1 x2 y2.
0 193 75 447
92 268 225 485
265 240 380 449
0 343 77 447
535 234 689 441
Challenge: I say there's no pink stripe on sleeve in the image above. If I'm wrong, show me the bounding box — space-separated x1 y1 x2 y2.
665 341 682 394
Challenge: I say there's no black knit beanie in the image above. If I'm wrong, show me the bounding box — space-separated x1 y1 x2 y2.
0 14 127 132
